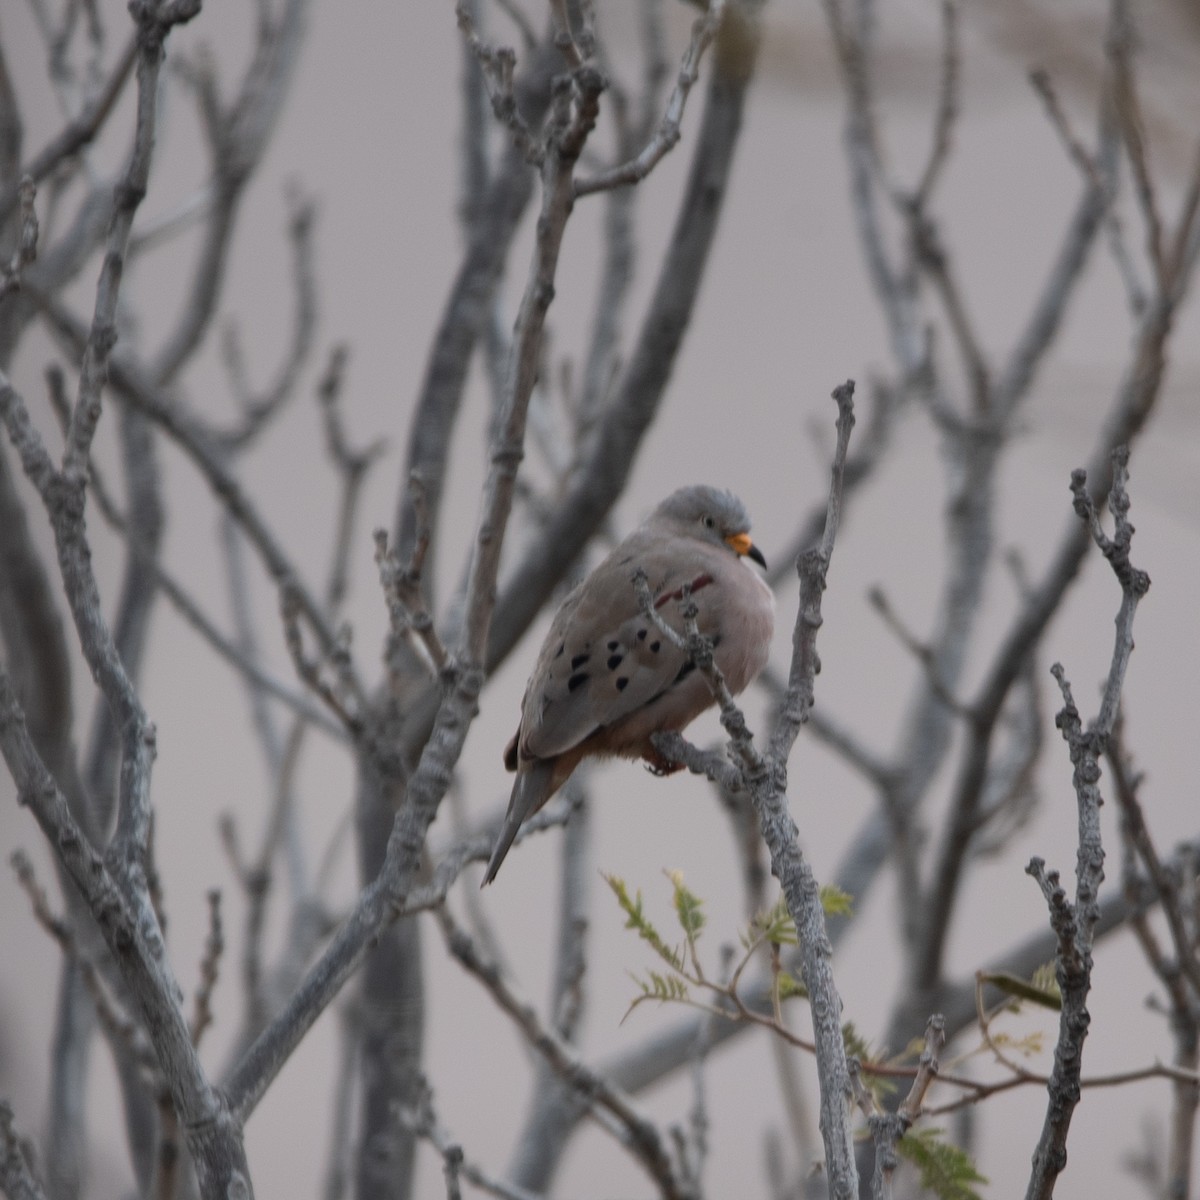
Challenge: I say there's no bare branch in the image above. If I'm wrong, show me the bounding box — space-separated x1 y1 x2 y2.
461 66 605 666
455 3 542 164
11 848 157 1073
649 381 862 1198
911 0 959 209
150 0 310 385
0 34 136 227
0 1101 47 1200
225 60 611 1133
0 666 251 1198
1107 2 1166 285
436 905 693 1200
393 35 558 595
486 4 764 671
34 295 356 673
0 175 38 299
768 381 856 766
395 1077 542 1200
852 1014 946 1200
1024 447 1150 1200
0 0 203 963
218 192 320 450
574 0 725 197
189 890 225 1048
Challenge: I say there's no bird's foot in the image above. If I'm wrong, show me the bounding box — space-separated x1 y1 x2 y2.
642 747 683 777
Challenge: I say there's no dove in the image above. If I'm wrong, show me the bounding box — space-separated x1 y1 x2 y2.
483 485 775 884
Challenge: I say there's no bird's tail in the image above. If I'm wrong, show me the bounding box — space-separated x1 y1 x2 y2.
481 759 556 886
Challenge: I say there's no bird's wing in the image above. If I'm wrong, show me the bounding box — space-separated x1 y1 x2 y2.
517 534 722 761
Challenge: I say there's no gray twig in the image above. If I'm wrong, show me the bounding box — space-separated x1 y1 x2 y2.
574 0 726 197
436 906 694 1199
394 1076 542 1200
1024 446 1149 1200
0 34 136 227
851 1014 946 1200
642 381 861 1199
0 1100 47 1200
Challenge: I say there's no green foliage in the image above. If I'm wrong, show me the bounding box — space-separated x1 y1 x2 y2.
841 1020 877 1062
606 872 705 1020
667 868 706 944
775 969 807 1001
897 1127 987 1200
606 874 859 1031
819 883 855 917
604 873 684 972
980 965 1062 1011
747 895 796 947
843 1022 897 1100
745 887 853 952
987 1028 1045 1057
624 969 690 1019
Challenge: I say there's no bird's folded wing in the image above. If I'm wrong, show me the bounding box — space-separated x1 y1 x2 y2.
519 546 719 760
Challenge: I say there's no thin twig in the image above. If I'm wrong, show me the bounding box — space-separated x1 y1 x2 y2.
1107 2 1166 285
189 890 224 1048
10 849 157 1073
1024 446 1150 1200
218 192 320 450
395 1076 543 1200
67 415 347 739
0 33 137 227
0 177 39 300
575 0 726 197
0 1100 47 1200
911 0 959 209
455 2 541 164
436 905 692 1200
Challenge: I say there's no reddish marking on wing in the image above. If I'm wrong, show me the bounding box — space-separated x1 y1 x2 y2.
654 572 714 609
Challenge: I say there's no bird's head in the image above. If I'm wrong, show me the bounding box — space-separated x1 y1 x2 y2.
652 485 767 569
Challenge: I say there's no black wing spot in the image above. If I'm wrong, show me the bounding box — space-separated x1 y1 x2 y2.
607 653 623 670
673 660 697 684
616 677 629 691
568 672 589 692
607 639 619 652
571 653 590 669
636 628 648 641
650 640 661 653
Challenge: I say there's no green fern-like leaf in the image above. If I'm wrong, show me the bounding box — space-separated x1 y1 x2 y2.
989 1029 1046 1058
841 1021 875 1062
666 869 706 943
749 896 798 947
745 888 853 952
635 970 690 1003
980 967 1062 1012
775 969 808 1001
604 873 684 971
623 970 691 1021
897 1127 987 1200
819 884 854 917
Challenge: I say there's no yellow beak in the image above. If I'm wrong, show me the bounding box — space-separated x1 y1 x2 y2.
726 532 767 569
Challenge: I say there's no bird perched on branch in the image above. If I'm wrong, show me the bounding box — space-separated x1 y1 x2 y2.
483 485 775 884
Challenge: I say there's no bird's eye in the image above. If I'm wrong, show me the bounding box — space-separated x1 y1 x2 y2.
702 515 715 530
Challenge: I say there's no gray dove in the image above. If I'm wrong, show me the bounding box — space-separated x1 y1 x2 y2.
483 485 775 884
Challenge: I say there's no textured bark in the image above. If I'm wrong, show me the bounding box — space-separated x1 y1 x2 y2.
353 741 425 1200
